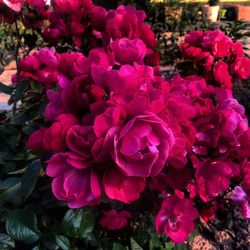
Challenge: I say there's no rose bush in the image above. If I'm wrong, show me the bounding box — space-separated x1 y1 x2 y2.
179 29 250 89
0 0 250 249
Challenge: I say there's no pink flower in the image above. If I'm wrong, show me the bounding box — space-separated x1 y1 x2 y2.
171 74 206 98
195 98 248 155
180 44 201 59
27 0 46 9
3 0 23 12
145 50 160 67
231 186 247 204
230 42 244 58
43 114 79 151
202 30 232 58
28 128 47 149
46 153 101 208
105 5 156 49
66 125 96 166
59 52 88 79
18 48 60 86
194 159 239 202
231 58 250 80
105 6 141 40
213 61 232 89
53 0 82 14
91 6 107 32
196 52 214 73
60 76 91 114
237 129 250 160
19 55 40 71
184 30 204 46
44 90 71 121
241 160 250 195
103 168 146 203
139 23 157 49
99 210 132 230
155 196 198 243
113 113 175 177
110 38 147 65
200 203 218 222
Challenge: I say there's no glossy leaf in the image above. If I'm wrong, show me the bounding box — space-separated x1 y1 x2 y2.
6 209 40 244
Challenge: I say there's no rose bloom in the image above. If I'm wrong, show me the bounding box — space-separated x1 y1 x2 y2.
231 58 250 80
194 159 239 202
113 112 175 177
46 152 101 208
202 29 232 58
43 114 79 151
103 168 146 203
155 196 198 243
109 38 147 65
66 125 96 166
99 210 132 230
213 61 232 89
184 30 204 47
2 0 23 12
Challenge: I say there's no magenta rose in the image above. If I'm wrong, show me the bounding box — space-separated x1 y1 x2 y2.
194 159 239 202
91 6 107 32
197 51 214 73
184 30 204 46
241 160 250 195
195 98 248 155
113 113 175 177
171 74 206 98
213 61 233 89
66 125 96 166
3 0 23 12
202 30 232 58
231 58 250 80
53 0 82 14
46 152 101 208
155 196 198 243
43 114 79 151
103 168 146 203
110 38 147 65
99 210 132 230
28 128 47 150
230 42 244 58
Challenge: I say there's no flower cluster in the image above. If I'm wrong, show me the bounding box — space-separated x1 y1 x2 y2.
179 29 250 89
45 2 159 68
10 0 249 245
0 0 49 25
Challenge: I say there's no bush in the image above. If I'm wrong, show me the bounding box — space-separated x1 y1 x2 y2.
0 0 250 249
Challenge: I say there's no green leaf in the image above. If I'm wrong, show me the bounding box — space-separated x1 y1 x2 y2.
6 209 40 244
21 160 41 200
62 208 95 238
165 242 174 250
0 82 13 95
79 209 95 237
55 235 71 250
150 234 162 250
174 244 188 250
131 238 143 250
0 178 22 205
42 233 57 250
14 81 28 102
0 233 15 250
11 112 28 126
113 242 127 250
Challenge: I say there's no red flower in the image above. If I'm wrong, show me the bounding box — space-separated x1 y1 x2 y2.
100 210 132 230
155 196 198 243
